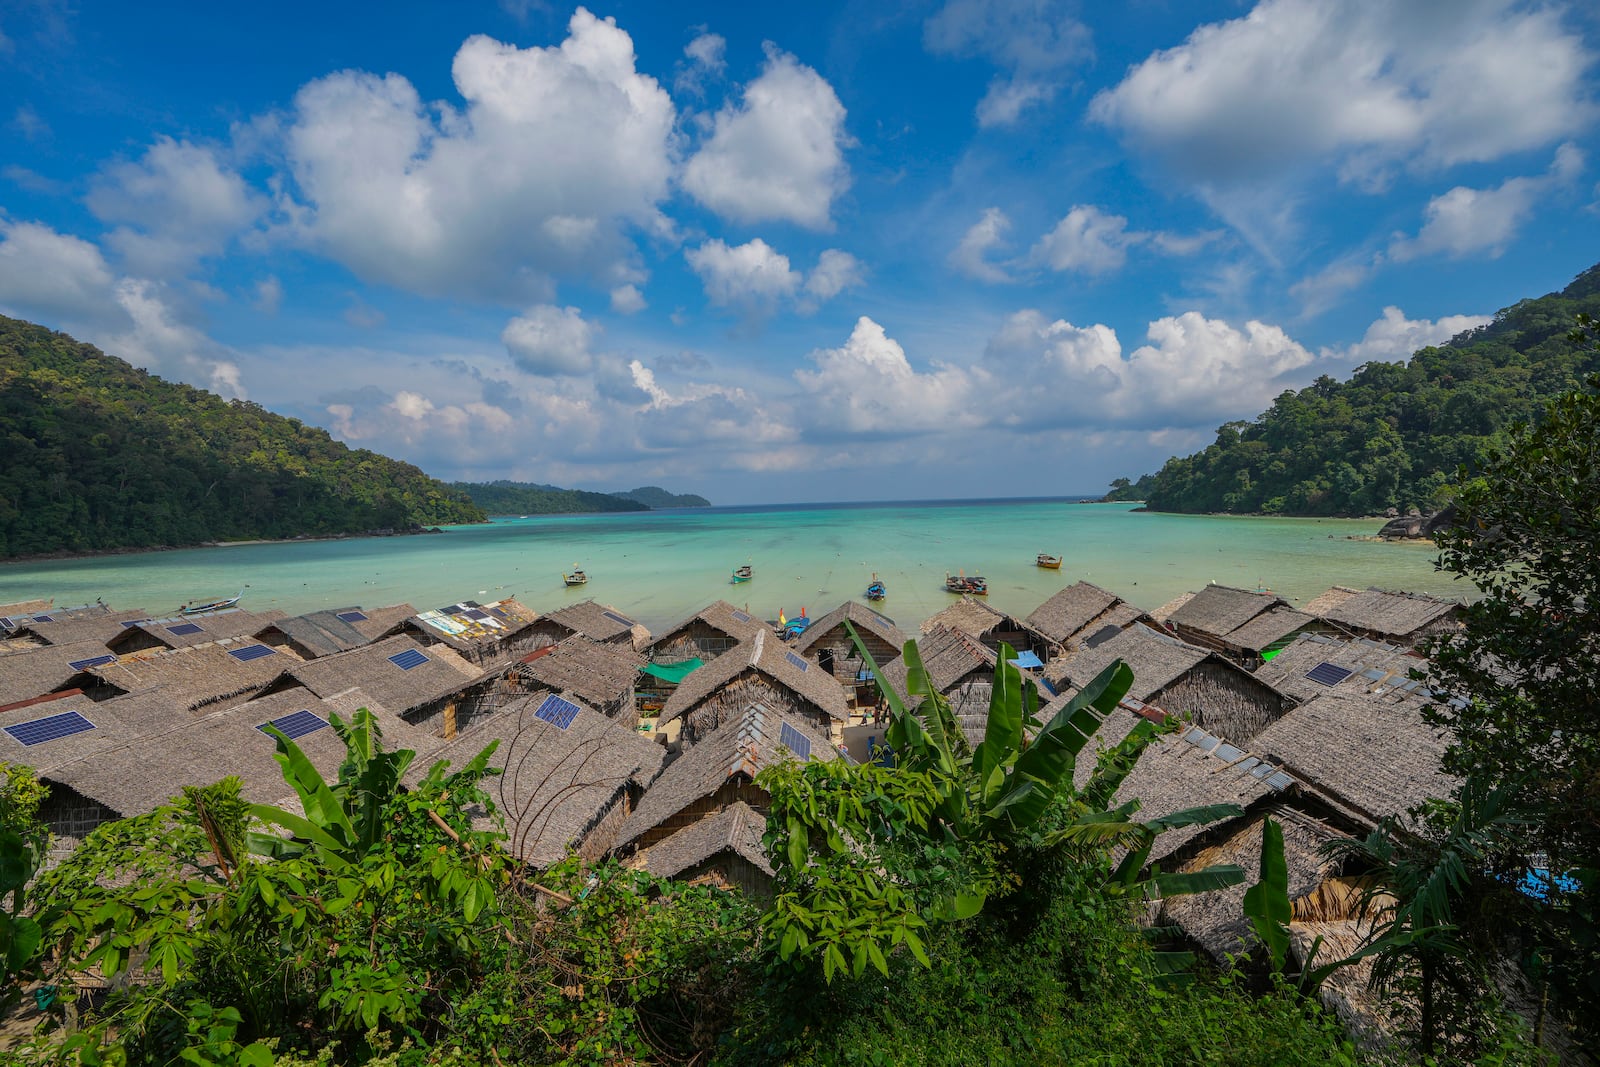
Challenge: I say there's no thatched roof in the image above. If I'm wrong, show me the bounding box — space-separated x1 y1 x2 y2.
1044 624 1209 703
1222 606 1316 653
647 600 767 652
404 596 541 659
83 638 306 711
657 630 848 726
1251 691 1454 826
1161 808 1345 962
0 689 173 776
107 608 288 653
535 599 648 647
514 635 641 707
792 601 907 655
919 596 1042 644
614 704 834 851
879 625 998 705
1316 588 1463 641
0 640 125 707
1255 633 1427 706
3 608 156 650
1302 585 1361 617
412 689 666 867
0 598 56 619
1024 582 1125 643
1150 591 1194 623
631 800 774 881
1166 584 1288 638
255 604 416 658
264 635 486 718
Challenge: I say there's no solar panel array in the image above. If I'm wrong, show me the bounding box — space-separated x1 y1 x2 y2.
32 614 55 623
389 648 429 671
463 609 490 621
258 709 329 740
731 609 752 622
784 651 810 672
167 622 204 636
5 711 96 747
121 619 148 628
602 610 633 626
1306 662 1354 687
533 694 581 730
67 654 115 671
228 644 277 662
336 610 369 623
778 722 812 760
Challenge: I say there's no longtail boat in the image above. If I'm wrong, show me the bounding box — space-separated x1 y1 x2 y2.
179 591 242 615
563 567 588 586
944 573 988 596
731 563 753 584
1036 553 1062 570
866 574 887 601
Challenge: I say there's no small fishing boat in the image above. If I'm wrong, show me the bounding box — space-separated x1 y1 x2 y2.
1036 553 1062 570
179 591 242 615
865 574 887 601
944 573 988 596
563 567 588 586
731 563 753 584
779 607 810 639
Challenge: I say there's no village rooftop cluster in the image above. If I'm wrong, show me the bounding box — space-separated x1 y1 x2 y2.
0 581 1466 1032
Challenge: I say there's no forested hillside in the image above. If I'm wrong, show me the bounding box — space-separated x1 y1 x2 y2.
0 316 485 558
452 480 648 515
611 485 710 508
1125 263 1600 515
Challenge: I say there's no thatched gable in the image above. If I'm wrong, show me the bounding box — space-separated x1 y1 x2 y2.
107 608 288 655
1255 633 1427 707
647 600 767 663
0 598 56 619
79 637 306 711
1 607 154 651
791 601 907 683
254 604 416 659
629 800 774 896
412 689 666 867
1024 581 1154 651
657 631 848 746
613 704 833 856
1166 584 1289 647
878 626 999 745
257 635 489 728
0 689 172 775
399 597 542 666
1314 588 1464 646
920 596 1049 658
1221 606 1317 656
1252 691 1454 827
1302 585 1361 617
527 599 649 650
0 640 127 707
513 635 641 725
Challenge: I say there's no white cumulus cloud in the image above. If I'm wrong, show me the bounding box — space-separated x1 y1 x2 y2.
794 317 980 436
924 0 1092 128
501 304 597 376
950 207 1013 282
687 238 857 314
1390 144 1585 261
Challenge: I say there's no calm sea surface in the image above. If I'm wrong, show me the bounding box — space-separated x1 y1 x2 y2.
0 500 1466 633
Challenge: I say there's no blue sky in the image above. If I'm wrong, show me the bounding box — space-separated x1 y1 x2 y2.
2 0 1597 505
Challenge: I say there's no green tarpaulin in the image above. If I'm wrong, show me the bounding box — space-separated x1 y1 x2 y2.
639 658 704 683
1260 647 1284 663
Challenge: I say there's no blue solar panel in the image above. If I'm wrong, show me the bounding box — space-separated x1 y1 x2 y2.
5 711 95 747
32 615 54 623
388 648 429 670
258 710 328 740
1306 662 1354 687
167 622 204 636
731 609 752 622
779 722 812 760
336 610 369 623
533 694 581 730
68 654 115 671
228 644 277 662
462 609 490 621
121 620 148 628
784 651 809 672
602 610 633 626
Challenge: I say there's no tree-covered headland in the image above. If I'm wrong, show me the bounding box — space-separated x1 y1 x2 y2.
1116 262 1600 516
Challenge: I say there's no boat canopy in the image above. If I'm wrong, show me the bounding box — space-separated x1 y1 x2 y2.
638 658 704 684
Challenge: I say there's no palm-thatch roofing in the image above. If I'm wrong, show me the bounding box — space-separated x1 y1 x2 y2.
254 604 417 659
1251 691 1454 826
647 600 767 653
411 689 667 867
0 640 127 708
402 596 541 660
1222 606 1317 653
1315 587 1463 642
920 597 1046 651
260 635 485 719
0 598 56 620
1166 584 1289 639
0 689 173 775
1160 808 1345 963
1150 591 1195 623
106 608 288 654
791 600 907 656
1302 585 1361 617
613 704 834 853
1044 624 1210 703
1 608 157 651
630 800 773 881
513 635 641 708
1255 633 1427 706
1024 581 1154 648
80 638 306 711
533 599 649 648
878 625 998 704
656 630 849 727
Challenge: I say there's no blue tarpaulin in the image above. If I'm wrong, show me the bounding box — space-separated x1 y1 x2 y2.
1009 651 1044 669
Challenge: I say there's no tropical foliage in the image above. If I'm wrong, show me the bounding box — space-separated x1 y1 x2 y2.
1119 261 1600 516
0 314 485 558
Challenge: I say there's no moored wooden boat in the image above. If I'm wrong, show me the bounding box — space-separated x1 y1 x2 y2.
563 568 588 586
1036 553 1062 569
179 591 242 615
865 574 887 601
944 573 988 596
731 563 753 584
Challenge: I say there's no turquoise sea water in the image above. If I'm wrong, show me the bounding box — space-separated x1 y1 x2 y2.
0 500 1465 633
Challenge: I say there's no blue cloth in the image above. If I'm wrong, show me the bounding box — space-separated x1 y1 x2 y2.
1009 650 1043 669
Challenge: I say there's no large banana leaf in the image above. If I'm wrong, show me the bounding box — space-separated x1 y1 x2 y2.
971 643 1025 806
1010 660 1132 789
255 723 355 855
1079 718 1161 811
1242 816 1292 970
1149 863 1247 898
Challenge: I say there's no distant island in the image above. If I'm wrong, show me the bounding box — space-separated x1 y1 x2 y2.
1108 261 1600 517
450 481 709 516
0 315 485 560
